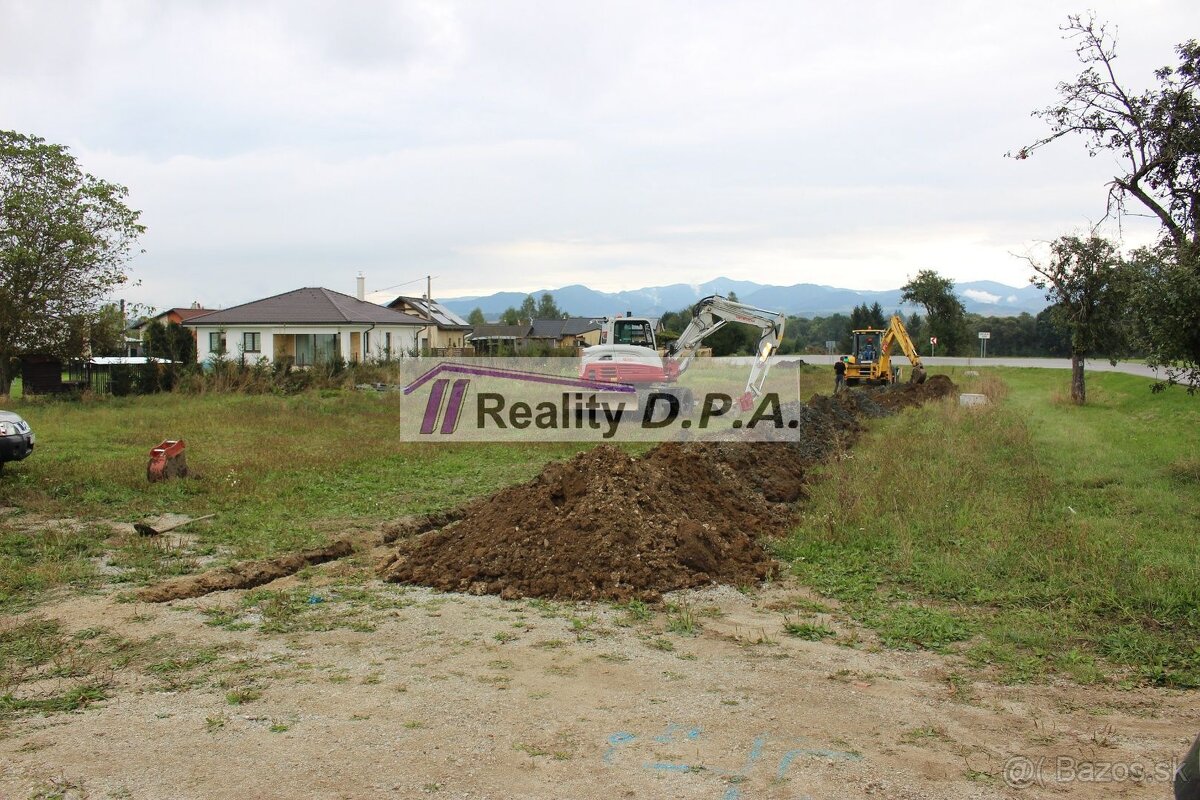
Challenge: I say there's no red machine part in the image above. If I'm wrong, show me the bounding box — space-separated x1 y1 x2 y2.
147 439 188 482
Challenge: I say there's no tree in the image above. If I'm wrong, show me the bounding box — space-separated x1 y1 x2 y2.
467 307 486 326
144 320 196 364
0 130 144 393
905 313 923 347
499 307 521 326
849 302 886 332
518 295 537 321
535 292 565 319
62 302 127 358
1014 15 1200 390
901 270 968 355
1023 235 1128 404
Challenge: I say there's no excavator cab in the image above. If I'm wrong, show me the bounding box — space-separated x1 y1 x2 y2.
611 318 656 348
852 330 883 363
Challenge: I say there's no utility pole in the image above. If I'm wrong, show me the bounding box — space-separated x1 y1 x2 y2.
423 275 433 355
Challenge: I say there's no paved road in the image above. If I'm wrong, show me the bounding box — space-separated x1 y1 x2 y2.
776 354 1163 379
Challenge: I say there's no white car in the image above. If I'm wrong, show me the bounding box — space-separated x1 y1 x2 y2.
0 410 35 473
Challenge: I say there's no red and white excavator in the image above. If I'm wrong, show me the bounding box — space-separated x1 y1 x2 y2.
579 295 787 411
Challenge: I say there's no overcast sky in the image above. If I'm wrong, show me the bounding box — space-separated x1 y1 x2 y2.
2 0 1195 309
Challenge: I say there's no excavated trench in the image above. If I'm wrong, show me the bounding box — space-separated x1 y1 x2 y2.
380 376 957 602
137 376 956 603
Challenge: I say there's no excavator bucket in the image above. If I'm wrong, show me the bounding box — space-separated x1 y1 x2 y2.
910 365 927 385
148 439 188 482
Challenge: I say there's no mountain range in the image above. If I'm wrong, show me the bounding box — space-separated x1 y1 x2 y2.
439 278 1049 320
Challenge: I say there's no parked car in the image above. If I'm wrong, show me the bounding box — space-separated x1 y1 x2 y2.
0 410 35 473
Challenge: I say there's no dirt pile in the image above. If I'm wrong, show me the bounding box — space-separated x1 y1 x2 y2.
381 444 789 601
380 389 909 602
872 374 957 410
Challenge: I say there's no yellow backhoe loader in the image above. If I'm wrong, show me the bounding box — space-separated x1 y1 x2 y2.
843 315 927 385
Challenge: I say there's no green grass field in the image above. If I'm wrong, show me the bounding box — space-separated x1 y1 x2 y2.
778 367 1200 687
2 367 1197 687
0 390 593 610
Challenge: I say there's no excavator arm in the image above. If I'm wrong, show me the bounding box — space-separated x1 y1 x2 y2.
666 295 787 403
880 315 926 383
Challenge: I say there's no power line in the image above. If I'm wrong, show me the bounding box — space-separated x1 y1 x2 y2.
370 275 440 294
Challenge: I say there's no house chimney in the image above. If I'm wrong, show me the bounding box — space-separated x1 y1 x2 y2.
191 301 201 309
356 272 365 301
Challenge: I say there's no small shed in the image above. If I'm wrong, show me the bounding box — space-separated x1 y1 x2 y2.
19 355 86 394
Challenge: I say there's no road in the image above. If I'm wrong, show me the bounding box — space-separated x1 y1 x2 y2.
776 354 1164 379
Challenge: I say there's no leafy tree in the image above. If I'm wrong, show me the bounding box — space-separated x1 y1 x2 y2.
499 307 521 325
1022 235 1128 403
849 302 886 332
467 307 486 326
905 313 923 348
901 270 968 355
518 294 537 321
1035 308 1072 357
535 292 565 319
1124 245 1200 392
144 320 197 364
0 130 144 393
1014 15 1199 390
869 302 886 328
62 302 127 358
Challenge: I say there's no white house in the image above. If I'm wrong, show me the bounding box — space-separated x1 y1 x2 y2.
183 287 427 364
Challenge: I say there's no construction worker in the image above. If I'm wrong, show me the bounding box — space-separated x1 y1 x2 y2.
834 357 846 393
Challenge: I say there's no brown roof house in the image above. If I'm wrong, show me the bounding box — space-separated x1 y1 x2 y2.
126 304 215 357
182 288 427 365
364 291 472 351
467 317 601 353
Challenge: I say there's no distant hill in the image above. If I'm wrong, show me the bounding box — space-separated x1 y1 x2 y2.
439 277 1048 319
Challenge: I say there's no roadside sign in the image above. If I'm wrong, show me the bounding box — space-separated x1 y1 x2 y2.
978 331 991 339
930 337 938 345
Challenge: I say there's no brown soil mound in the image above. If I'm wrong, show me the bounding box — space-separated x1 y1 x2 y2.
873 373 957 410
381 444 782 602
380 390 907 602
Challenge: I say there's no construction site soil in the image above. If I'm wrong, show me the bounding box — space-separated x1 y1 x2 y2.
381 376 956 601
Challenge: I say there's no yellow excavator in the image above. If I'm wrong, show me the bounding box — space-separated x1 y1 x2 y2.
843 315 926 386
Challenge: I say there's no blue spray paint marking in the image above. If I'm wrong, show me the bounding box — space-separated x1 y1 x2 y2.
602 731 635 765
605 725 864 798
653 723 703 743
745 735 767 766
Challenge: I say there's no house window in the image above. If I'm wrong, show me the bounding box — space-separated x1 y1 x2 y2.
208 331 227 355
363 330 370 359
244 332 261 353
384 331 392 358
293 333 339 366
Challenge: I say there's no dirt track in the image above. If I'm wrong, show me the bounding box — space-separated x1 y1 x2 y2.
1 578 1192 800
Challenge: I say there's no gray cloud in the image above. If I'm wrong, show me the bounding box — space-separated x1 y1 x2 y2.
0 0 1189 308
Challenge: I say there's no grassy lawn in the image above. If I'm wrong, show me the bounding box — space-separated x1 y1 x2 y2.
3 367 1198 690
0 390 591 611
778 367 1200 687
